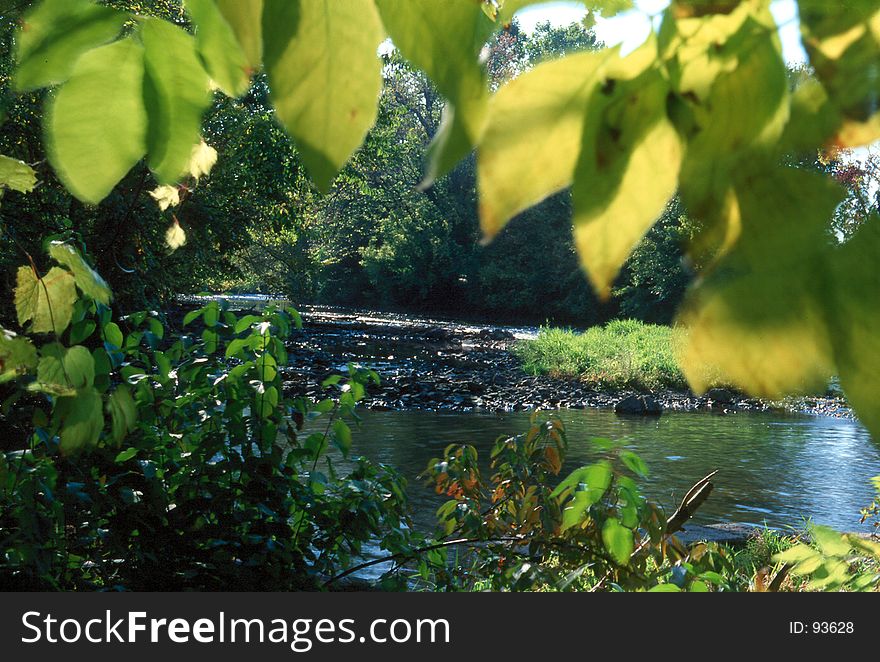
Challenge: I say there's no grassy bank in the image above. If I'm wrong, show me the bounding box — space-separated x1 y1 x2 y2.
514 319 688 391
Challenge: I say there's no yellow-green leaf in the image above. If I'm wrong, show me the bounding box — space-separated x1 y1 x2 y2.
141 18 212 184
477 49 615 238
0 156 37 194
14 0 128 91
673 5 789 228
264 0 384 191
573 67 682 298
216 0 264 70
602 518 633 566
0 328 37 384
185 0 253 97
15 266 76 335
45 37 147 204
48 242 112 305
375 0 494 184
677 168 841 398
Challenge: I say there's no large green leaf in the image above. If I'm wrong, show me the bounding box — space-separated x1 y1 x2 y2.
35 343 95 395
557 461 612 531
141 18 213 184
216 0 264 70
375 0 494 183
185 0 253 97
677 168 841 398
825 216 880 439
56 388 104 454
0 328 37 384
48 242 112 305
0 156 37 194
477 49 615 238
602 518 633 566
670 3 789 246
264 0 384 191
44 37 147 204
15 266 76 335
14 0 128 91
572 66 682 298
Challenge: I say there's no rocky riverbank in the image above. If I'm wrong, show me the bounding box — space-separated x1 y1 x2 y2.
279 306 853 420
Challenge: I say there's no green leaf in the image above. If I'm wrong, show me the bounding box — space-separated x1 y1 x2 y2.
216 0 263 70
648 583 681 592
811 525 851 558
48 242 112 304
103 322 123 348
573 64 682 298
0 328 37 384
558 461 613 531
14 0 128 91
256 351 277 382
69 319 95 345
141 17 213 184
602 518 633 565
256 384 279 418
553 460 612 500
620 450 648 477
45 37 147 204
185 0 253 97
56 387 103 454
114 447 138 463
477 49 615 238
375 0 494 184
677 168 841 398
108 386 137 444
183 308 202 326
332 419 353 457
15 265 76 334
263 0 384 191
774 544 819 565
36 343 95 394
825 216 880 439
0 156 37 194
673 6 789 234
203 302 220 327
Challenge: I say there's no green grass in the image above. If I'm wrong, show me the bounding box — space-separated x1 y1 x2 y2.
514 319 688 391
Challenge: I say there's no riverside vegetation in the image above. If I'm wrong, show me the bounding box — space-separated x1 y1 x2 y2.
1 0 880 591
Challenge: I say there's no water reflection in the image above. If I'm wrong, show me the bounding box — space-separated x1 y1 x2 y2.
343 408 880 534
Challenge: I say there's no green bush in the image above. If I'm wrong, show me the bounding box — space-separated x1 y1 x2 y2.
0 244 415 590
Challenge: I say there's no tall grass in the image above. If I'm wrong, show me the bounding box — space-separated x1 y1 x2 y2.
514 319 687 391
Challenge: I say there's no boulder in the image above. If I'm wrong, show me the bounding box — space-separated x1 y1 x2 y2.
614 395 663 416
706 387 736 404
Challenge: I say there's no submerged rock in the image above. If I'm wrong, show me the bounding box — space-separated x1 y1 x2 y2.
614 395 663 416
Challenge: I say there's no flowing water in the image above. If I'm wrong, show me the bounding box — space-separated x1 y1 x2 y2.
347 408 879 534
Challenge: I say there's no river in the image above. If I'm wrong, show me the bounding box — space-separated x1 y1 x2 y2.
197 299 880 534
348 408 879 535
